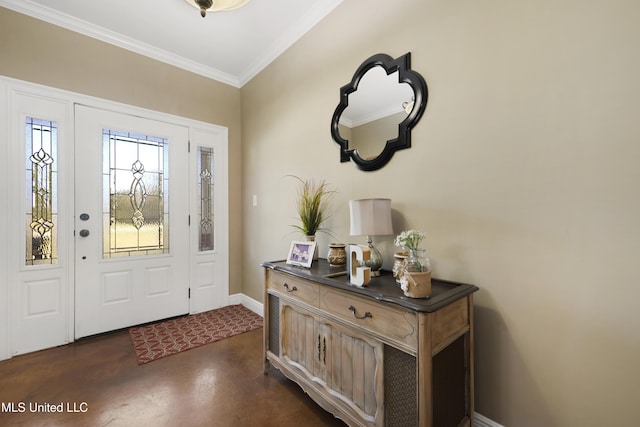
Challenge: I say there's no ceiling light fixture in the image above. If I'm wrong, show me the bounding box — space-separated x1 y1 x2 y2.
184 0 251 18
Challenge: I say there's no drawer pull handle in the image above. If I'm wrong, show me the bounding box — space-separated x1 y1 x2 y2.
323 337 326 364
283 283 298 293
348 305 372 320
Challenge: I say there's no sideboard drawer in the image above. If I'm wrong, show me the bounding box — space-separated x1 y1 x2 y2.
267 270 319 306
319 288 418 351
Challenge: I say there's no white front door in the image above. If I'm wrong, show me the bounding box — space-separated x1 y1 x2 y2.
74 105 190 338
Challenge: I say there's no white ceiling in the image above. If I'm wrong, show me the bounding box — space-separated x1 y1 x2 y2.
0 0 343 88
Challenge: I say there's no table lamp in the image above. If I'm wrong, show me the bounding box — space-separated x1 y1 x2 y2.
349 198 393 276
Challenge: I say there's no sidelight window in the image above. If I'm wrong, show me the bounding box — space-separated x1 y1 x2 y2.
198 146 215 251
25 117 58 266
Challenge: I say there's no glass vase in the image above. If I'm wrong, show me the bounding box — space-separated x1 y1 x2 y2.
403 249 430 273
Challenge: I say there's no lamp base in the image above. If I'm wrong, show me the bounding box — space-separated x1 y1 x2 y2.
365 237 383 277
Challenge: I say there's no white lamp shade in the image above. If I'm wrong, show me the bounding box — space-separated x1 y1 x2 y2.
349 198 393 236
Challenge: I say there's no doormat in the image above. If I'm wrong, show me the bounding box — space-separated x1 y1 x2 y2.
129 304 263 364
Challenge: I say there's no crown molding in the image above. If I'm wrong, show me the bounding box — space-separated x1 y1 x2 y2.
0 0 343 88
0 0 242 86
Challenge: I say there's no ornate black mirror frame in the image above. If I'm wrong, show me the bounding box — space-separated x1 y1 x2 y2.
331 52 428 172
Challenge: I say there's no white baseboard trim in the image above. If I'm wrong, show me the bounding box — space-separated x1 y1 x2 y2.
229 293 263 317
475 412 504 427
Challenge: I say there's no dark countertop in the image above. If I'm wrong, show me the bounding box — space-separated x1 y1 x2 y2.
262 259 479 313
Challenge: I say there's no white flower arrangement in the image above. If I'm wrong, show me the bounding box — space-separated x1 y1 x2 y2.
394 229 426 251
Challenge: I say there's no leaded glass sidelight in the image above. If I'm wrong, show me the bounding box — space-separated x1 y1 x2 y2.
25 118 58 266
103 129 169 257
198 146 214 251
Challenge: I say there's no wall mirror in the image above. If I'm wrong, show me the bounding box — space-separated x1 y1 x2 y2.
331 52 428 171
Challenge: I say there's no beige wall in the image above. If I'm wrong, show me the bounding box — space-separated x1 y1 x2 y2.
0 7 244 296
242 0 640 425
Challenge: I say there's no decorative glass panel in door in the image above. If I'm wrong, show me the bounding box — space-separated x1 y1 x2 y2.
25 117 58 266
102 129 169 258
198 146 214 251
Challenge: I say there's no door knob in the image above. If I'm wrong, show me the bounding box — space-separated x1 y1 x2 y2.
79 229 90 237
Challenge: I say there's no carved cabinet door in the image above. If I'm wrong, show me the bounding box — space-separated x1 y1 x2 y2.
280 302 384 425
323 320 384 425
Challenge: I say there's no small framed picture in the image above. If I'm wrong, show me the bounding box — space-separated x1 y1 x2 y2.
286 240 317 268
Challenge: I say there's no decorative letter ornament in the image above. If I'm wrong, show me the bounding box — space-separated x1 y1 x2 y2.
348 244 371 287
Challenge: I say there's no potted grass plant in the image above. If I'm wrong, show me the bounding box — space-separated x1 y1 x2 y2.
289 175 335 259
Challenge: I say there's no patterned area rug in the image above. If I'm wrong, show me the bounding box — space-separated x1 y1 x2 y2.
129 304 263 364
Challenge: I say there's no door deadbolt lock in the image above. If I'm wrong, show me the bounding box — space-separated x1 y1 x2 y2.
80 213 90 221
79 229 90 237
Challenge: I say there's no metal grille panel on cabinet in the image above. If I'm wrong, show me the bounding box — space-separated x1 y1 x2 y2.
384 344 417 427
268 294 280 357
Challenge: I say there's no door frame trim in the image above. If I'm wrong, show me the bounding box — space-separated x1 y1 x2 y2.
0 79 9 360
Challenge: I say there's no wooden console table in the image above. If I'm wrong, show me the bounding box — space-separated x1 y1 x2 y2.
263 259 479 427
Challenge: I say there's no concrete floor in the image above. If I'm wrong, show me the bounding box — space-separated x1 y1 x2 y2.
0 328 346 427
